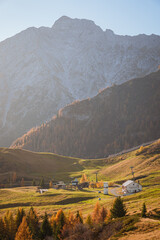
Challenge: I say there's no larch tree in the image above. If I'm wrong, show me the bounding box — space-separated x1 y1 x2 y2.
15 216 33 240
85 214 93 227
55 209 66 239
99 206 107 223
49 180 53 188
15 208 25 231
80 174 88 183
92 202 100 223
3 211 16 240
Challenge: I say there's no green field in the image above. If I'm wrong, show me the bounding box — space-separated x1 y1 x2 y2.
0 140 160 218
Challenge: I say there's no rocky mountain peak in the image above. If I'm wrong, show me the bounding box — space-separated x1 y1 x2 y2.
0 16 160 147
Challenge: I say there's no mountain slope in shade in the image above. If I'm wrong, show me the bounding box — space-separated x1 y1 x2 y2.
0 148 83 183
0 16 160 147
11 70 160 158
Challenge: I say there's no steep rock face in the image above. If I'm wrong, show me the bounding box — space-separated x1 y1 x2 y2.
0 16 160 146
11 71 160 158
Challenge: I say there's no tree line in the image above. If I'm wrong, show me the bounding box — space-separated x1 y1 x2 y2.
0 198 147 240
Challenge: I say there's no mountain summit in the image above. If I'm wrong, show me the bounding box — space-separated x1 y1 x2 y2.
0 16 160 147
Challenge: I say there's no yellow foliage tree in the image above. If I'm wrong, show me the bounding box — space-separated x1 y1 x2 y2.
49 181 53 188
99 207 107 223
15 217 33 240
68 211 74 226
92 202 100 223
80 174 88 183
86 214 93 227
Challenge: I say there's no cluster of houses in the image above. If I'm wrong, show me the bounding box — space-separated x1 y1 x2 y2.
38 176 142 196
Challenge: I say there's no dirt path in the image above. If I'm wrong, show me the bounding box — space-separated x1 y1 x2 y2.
109 185 123 197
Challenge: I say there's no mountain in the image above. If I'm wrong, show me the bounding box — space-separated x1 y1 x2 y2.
0 16 160 147
11 70 160 158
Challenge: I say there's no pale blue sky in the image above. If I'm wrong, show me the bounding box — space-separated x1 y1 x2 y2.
0 0 160 42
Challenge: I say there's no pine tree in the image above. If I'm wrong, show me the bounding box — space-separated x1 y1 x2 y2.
15 208 25 230
75 210 83 224
141 202 147 217
27 207 40 239
40 212 52 238
15 216 33 240
110 197 127 218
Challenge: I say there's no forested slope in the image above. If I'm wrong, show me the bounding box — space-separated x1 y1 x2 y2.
11 70 160 158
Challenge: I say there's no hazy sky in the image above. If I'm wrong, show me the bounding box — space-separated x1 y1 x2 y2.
0 0 160 42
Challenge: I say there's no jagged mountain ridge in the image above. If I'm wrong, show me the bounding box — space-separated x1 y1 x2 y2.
1 16 160 147
11 70 160 158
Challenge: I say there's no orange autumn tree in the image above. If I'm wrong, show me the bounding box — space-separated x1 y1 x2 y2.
96 180 103 188
49 181 53 188
92 202 100 223
99 207 107 223
15 217 33 240
80 174 88 183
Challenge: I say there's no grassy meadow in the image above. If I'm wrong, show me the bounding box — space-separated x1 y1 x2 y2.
0 140 160 219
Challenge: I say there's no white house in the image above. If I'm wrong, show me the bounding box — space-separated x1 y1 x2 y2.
71 178 79 186
39 189 48 194
122 180 142 194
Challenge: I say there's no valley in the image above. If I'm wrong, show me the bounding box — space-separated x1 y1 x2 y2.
0 140 160 215
0 8 160 239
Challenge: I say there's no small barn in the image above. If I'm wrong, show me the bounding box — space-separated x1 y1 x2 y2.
122 180 142 194
54 181 66 189
71 178 79 186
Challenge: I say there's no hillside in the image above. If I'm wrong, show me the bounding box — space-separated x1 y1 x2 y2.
1 16 160 147
0 140 160 217
0 148 83 183
11 70 160 158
